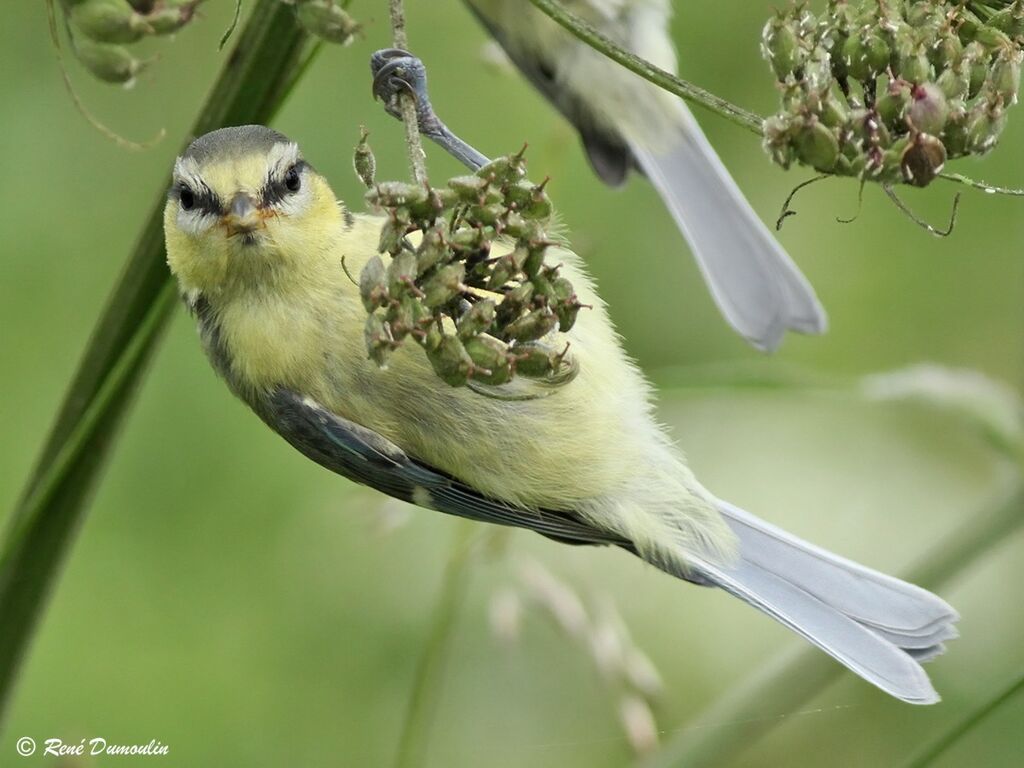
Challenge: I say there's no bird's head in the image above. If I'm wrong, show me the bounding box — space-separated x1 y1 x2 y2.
164 125 342 295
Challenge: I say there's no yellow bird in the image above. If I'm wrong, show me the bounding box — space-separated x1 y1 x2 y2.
165 125 957 704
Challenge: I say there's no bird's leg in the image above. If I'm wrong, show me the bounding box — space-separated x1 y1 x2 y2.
370 48 491 172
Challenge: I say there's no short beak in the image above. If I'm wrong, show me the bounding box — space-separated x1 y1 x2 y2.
223 192 262 236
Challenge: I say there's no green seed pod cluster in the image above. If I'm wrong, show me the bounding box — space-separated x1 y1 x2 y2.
60 0 205 85
286 0 360 45
762 0 1024 187
357 147 585 390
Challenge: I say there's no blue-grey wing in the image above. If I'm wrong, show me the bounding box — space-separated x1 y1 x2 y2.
464 3 632 186
258 388 626 547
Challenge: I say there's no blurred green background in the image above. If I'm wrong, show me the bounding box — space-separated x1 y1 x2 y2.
1 1 1023 766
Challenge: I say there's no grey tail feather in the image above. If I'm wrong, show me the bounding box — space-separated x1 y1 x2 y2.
627 106 827 352
665 498 958 705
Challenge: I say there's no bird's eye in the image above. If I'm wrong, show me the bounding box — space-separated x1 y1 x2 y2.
284 165 301 193
179 186 195 211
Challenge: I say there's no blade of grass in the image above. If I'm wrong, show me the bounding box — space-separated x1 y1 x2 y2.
0 0 311 726
901 667 1024 768
642 480 1024 768
393 520 479 768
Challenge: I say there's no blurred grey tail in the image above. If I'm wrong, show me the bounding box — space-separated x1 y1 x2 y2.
683 499 958 705
628 105 827 352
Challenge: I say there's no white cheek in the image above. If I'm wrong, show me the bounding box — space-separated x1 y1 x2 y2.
272 185 314 218
177 208 218 237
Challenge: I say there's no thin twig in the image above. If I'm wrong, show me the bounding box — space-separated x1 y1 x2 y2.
775 175 828 231
884 186 961 237
525 0 764 135
388 0 428 184
939 172 1024 196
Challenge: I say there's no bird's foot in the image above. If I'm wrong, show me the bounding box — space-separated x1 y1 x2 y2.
370 49 437 128
369 48 491 172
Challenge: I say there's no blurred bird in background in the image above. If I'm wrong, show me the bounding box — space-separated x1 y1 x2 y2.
463 0 828 351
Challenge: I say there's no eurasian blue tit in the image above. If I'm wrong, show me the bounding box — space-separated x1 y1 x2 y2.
164 126 956 704
463 0 827 351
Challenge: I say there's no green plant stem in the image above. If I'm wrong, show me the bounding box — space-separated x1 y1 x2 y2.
388 0 428 183
0 0 310 727
642 480 1024 768
901 668 1024 768
393 520 478 768
525 0 764 135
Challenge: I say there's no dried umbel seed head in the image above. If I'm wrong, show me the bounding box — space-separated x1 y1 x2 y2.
60 0 207 86
762 0 1024 187
359 149 585 392
293 0 360 45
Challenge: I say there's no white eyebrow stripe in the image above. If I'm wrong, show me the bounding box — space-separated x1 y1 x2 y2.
173 156 204 187
266 142 302 176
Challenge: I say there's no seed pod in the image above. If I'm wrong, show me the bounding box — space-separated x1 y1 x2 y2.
877 81 912 128
486 253 518 291
907 83 950 135
497 282 535 325
69 0 150 44
794 118 840 171
353 128 376 188
803 48 833 94
416 226 449 274
367 181 428 211
475 153 528 186
448 225 495 253
295 0 360 45
966 99 1007 154
937 61 971 101
377 213 408 255
386 250 418 297
385 296 418 342
449 175 497 204
465 336 513 385
964 42 991 99
71 37 147 84
466 203 504 227
513 342 559 378
761 13 804 79
145 0 201 35
941 105 970 157
520 243 549 278
929 29 964 70
898 46 933 84
762 114 795 168
988 4 1024 37
504 307 558 342
819 91 851 128
900 132 946 187
359 255 388 312
505 180 553 220
989 48 1022 105
426 334 474 387
843 29 889 80
457 299 497 340
421 263 465 308
550 276 582 332
365 313 395 368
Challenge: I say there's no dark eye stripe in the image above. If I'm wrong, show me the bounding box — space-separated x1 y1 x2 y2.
261 160 307 206
168 180 222 215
